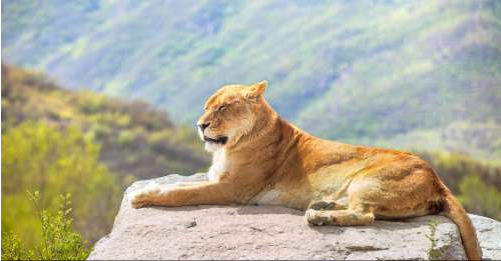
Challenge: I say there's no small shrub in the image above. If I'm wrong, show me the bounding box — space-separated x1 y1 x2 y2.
1 191 90 260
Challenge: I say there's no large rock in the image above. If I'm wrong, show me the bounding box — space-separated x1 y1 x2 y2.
89 174 501 260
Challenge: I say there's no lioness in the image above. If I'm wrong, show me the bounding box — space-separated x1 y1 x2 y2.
131 81 481 260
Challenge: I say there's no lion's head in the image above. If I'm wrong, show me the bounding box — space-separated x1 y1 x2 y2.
197 80 271 152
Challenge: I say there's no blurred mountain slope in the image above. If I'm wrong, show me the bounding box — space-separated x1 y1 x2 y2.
2 0 500 162
1 64 210 182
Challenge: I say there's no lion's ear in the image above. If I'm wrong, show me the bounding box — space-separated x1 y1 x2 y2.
246 80 267 99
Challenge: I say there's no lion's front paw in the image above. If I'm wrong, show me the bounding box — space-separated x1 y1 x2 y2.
130 192 152 209
129 184 163 209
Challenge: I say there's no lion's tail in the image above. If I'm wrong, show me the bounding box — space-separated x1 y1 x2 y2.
440 190 482 260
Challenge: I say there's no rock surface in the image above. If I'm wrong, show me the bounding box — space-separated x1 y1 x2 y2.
89 174 501 260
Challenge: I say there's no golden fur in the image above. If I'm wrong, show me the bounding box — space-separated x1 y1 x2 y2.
131 81 482 260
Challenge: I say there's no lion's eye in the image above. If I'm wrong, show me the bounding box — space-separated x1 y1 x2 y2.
217 105 226 112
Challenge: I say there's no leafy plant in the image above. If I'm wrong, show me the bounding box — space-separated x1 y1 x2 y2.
1 191 90 260
1 231 33 261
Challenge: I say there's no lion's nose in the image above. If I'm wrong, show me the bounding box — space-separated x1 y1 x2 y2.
198 122 210 132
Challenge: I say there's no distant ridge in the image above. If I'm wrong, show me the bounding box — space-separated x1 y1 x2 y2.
1 64 210 183
2 1 500 161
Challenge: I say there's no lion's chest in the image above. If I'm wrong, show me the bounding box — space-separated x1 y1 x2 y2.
208 148 226 181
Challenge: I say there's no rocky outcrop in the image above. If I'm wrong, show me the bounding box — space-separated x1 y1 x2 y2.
88 174 501 260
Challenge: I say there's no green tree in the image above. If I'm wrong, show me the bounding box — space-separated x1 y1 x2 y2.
458 176 501 221
1 122 119 247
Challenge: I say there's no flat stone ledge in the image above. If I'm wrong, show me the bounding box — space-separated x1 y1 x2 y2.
88 174 501 260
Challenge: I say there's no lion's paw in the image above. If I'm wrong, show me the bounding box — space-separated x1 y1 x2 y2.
305 209 334 226
129 183 163 209
129 192 151 209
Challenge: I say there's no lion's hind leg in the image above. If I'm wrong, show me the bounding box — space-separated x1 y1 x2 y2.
305 198 374 226
304 176 382 226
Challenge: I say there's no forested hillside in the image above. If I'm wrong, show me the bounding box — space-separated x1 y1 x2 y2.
2 0 500 162
2 64 209 181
